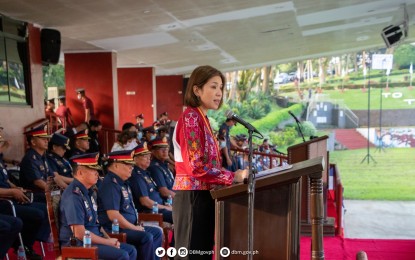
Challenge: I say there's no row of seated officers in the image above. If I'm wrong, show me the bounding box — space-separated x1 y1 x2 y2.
0 124 175 260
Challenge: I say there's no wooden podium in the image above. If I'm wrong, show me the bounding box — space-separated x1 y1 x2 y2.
211 157 325 260
287 136 335 235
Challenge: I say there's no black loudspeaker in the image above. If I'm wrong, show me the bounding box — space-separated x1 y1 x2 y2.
41 28 61 65
381 25 403 48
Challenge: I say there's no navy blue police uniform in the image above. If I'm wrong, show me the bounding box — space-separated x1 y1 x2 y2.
0 157 51 247
130 165 173 224
60 178 136 260
148 159 174 198
97 170 163 260
68 147 85 158
19 148 54 203
47 152 73 178
0 214 22 258
47 133 73 178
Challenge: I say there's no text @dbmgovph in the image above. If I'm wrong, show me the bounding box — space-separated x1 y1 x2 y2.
188 250 214 255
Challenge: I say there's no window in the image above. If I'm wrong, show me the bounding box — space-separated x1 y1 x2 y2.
0 15 30 105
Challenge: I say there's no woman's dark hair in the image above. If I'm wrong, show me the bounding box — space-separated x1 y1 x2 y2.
122 122 136 131
184 65 225 108
117 130 132 145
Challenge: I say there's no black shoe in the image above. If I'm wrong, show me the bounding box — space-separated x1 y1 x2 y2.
24 246 43 260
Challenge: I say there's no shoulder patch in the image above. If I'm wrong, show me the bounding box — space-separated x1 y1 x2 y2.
72 186 81 195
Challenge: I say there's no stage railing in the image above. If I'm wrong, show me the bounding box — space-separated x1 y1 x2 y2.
230 147 288 170
100 127 121 155
45 112 61 133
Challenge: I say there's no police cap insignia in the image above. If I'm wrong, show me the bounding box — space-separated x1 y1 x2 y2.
70 152 101 170
148 136 169 150
107 150 135 164
24 124 51 138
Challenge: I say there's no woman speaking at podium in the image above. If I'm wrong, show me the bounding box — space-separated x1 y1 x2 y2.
172 65 247 259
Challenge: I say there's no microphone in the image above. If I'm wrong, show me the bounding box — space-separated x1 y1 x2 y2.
226 110 263 137
288 111 306 142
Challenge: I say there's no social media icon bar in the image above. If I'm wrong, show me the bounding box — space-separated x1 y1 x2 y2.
220 247 231 257
167 247 177 257
155 247 166 257
178 247 188 257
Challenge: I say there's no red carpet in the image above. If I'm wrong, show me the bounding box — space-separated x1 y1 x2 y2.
300 236 415 260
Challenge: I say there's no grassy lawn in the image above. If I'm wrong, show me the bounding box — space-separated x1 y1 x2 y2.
325 87 415 110
281 86 415 110
329 148 415 201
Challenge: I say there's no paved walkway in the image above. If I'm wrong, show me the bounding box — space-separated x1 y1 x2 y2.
343 200 415 239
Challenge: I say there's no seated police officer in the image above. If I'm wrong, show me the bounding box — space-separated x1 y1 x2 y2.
0 214 22 258
66 129 90 159
129 143 173 224
148 137 175 202
47 133 73 184
59 152 136 260
19 124 66 202
97 150 163 260
0 131 48 259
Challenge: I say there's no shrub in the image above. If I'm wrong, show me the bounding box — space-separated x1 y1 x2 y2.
230 103 304 136
301 121 317 137
269 126 297 146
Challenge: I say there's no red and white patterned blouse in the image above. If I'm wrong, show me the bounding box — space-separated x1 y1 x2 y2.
172 107 235 190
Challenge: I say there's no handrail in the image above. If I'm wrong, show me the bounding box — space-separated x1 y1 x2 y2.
45 112 62 133
100 127 121 155
231 147 288 169
100 126 289 170
344 107 359 128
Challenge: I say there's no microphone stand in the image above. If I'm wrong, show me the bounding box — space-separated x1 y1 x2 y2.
290 113 306 142
247 128 256 260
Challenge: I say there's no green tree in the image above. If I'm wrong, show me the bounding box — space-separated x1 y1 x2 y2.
43 64 65 91
393 44 415 69
236 69 261 101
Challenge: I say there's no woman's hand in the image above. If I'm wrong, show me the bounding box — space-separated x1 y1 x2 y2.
233 169 248 183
